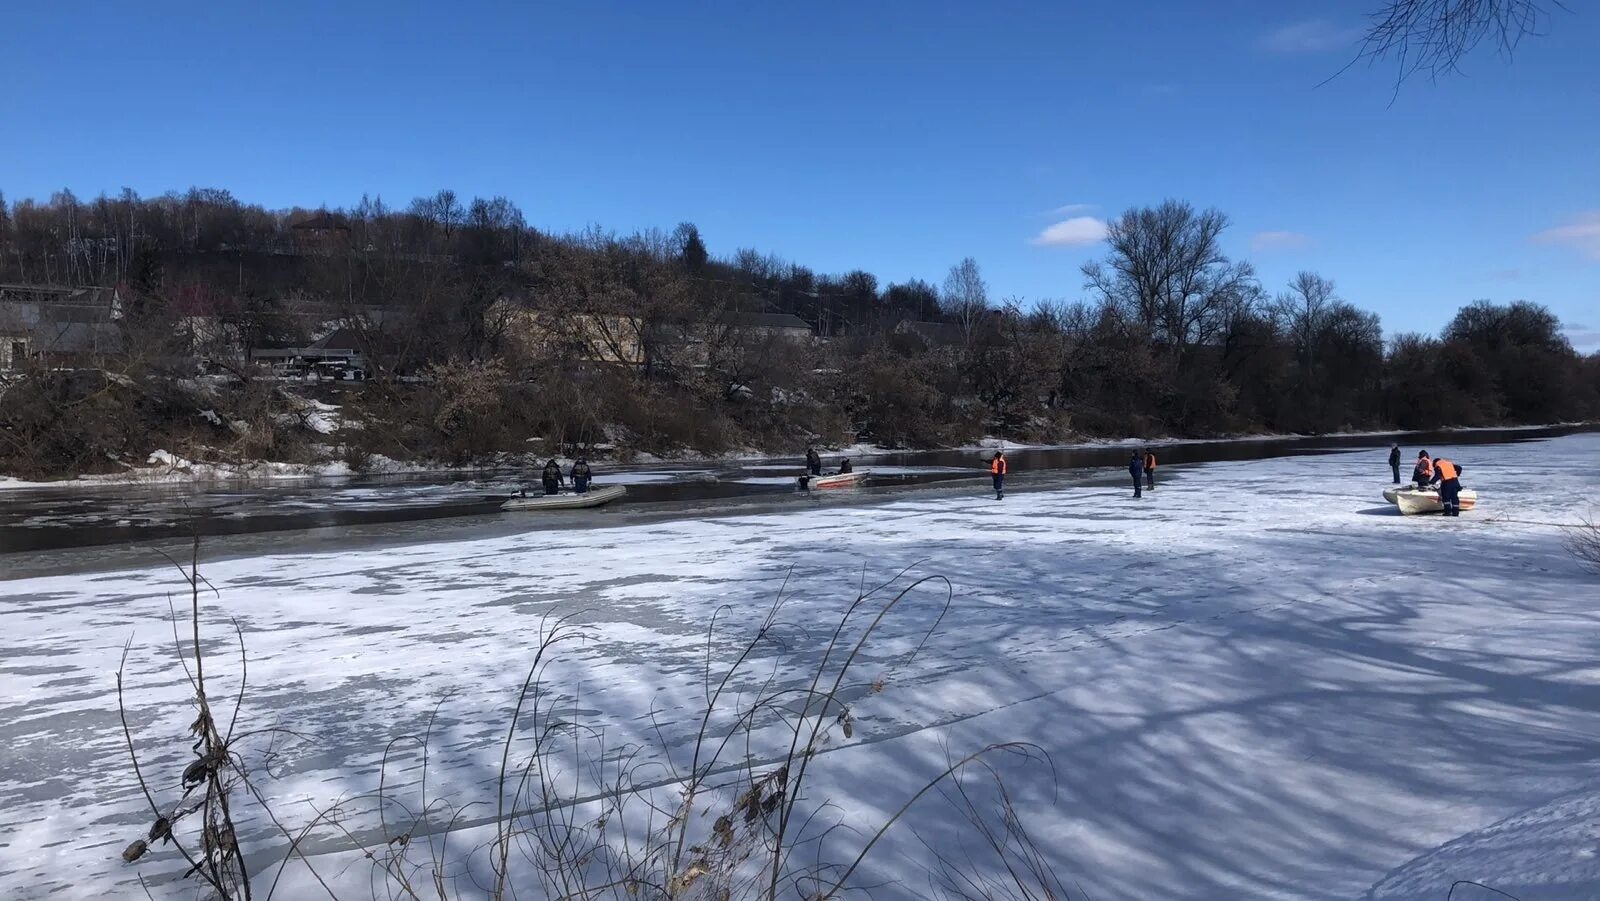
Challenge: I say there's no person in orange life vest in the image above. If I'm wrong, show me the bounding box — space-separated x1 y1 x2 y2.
1430 457 1465 517
990 450 1008 500
1412 451 1434 489
1143 449 1157 490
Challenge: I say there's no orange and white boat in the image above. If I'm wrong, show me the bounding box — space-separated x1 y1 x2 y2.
807 470 870 489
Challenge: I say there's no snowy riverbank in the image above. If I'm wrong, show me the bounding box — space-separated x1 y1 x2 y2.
2 434 1598 898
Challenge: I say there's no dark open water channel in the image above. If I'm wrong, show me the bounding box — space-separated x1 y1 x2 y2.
1 425 1590 579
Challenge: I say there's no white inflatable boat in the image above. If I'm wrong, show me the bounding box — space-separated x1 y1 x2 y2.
500 485 627 511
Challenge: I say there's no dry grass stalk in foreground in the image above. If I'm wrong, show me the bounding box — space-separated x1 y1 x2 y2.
118 535 301 900
118 555 1070 900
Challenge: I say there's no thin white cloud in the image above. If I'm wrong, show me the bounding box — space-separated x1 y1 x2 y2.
1564 327 1600 351
1259 19 1361 55
1251 231 1312 252
1532 211 1600 260
1032 216 1108 248
1043 203 1097 217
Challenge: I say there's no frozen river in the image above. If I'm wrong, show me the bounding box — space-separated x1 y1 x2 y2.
2 432 1598 898
1 425 1588 577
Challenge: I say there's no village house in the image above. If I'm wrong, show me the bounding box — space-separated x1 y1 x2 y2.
489 298 646 366
719 311 813 342
0 284 124 369
289 211 352 255
249 327 369 379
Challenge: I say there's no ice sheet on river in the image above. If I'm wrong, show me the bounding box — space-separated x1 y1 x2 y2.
2 435 1598 899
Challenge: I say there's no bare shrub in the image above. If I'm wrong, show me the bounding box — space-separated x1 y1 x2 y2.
1567 518 1600 573
0 359 319 478
117 555 1070 900
338 440 374 473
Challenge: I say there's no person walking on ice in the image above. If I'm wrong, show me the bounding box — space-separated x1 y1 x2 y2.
991 450 1008 500
1388 444 1402 485
1143 448 1157 490
1129 451 1144 498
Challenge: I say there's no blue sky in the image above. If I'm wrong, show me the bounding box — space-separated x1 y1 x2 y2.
2 1 1596 347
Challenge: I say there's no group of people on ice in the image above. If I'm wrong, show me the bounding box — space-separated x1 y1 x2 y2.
1389 444 1467 516
983 447 1158 501
539 457 594 495
533 441 1465 513
1129 449 1158 497
527 441 1470 515
804 447 852 477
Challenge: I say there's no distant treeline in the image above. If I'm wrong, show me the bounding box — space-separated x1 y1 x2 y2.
0 187 1595 477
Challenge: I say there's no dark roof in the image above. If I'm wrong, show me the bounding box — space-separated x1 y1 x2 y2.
0 284 116 304
893 320 965 346
42 304 115 323
723 311 811 331
31 321 124 355
1 286 118 337
312 327 364 350
291 212 350 232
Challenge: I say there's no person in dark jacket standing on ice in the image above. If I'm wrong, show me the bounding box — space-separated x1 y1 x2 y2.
541 459 563 495
1129 451 1144 498
571 458 592 494
1389 444 1402 484
990 450 1008 500
805 446 822 476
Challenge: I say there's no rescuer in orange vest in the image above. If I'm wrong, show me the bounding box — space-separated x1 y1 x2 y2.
991 450 1008 500
1412 451 1434 489
1143 449 1157 490
1430 457 1465 517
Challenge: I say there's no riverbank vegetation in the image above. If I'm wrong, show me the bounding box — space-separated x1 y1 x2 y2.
2 188 1596 479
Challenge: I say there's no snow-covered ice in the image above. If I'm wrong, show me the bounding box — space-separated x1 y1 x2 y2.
2 434 1598 898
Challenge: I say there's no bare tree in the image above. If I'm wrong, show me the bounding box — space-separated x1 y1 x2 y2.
406 189 464 247
1082 200 1258 360
0 189 10 265
1272 271 1339 365
434 189 462 239
1358 0 1567 84
942 257 989 345
672 221 709 273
